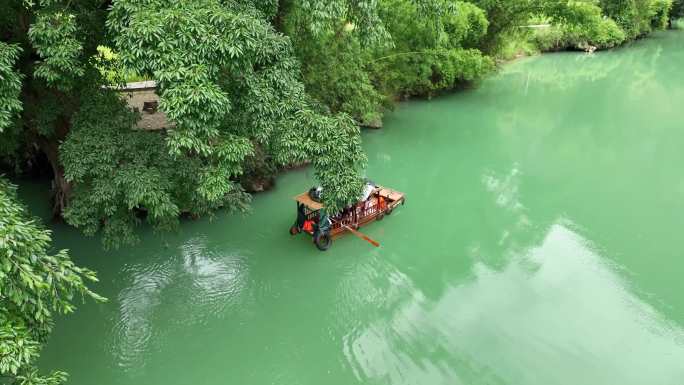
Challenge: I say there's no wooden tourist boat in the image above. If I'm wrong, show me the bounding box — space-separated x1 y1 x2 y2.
289 183 405 251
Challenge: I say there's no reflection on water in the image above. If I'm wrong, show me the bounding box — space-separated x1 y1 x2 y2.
344 160 684 384
344 222 684 385
483 166 523 212
109 236 248 375
111 260 173 373
500 34 665 92
178 236 248 323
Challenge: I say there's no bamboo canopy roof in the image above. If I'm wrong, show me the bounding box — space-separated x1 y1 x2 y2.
294 185 404 211
294 192 324 210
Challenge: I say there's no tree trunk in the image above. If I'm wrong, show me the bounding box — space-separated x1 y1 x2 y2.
272 0 293 32
37 137 71 218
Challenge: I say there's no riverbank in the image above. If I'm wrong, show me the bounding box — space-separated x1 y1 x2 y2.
255 24 677 196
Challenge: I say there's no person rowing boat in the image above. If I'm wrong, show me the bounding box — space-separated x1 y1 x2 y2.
289 181 405 251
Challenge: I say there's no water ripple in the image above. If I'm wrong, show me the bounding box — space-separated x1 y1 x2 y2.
107 236 249 376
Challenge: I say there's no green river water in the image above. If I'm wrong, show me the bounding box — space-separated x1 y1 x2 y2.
21 30 684 385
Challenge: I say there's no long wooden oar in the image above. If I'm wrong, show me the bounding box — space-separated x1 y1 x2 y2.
342 225 380 247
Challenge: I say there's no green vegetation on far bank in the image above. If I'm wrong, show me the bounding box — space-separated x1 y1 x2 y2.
283 0 682 129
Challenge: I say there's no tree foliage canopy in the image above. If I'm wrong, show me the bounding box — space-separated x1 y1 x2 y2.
0 42 23 133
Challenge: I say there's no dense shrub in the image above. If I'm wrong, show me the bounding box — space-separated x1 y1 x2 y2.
532 26 571 52
372 0 494 97
469 0 545 53
442 1 491 48
533 1 661 52
563 2 626 49
651 0 674 29
600 0 672 38
279 1 389 127
290 29 385 126
371 48 495 97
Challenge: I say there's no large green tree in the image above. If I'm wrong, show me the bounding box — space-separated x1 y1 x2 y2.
0 177 104 385
0 0 367 248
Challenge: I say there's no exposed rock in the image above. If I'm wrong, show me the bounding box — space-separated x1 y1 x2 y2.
577 42 597 53
241 175 276 193
361 117 383 129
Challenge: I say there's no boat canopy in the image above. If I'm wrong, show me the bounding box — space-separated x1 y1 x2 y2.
294 192 324 210
294 185 403 211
